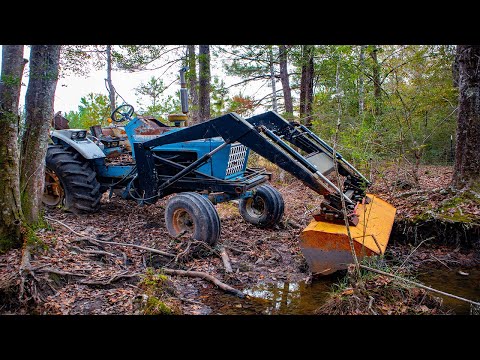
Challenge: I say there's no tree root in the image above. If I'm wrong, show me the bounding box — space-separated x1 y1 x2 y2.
162 268 245 298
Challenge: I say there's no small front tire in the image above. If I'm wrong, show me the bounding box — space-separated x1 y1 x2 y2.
239 184 284 228
165 192 221 246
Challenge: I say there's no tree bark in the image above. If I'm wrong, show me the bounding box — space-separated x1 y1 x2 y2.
0 45 27 250
269 46 278 112
186 45 199 124
299 45 314 125
370 45 382 116
198 45 211 122
106 45 116 115
452 45 480 189
20 45 61 225
279 45 293 118
358 45 366 118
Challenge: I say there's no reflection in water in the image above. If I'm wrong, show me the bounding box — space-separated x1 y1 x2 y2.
205 266 480 315
208 275 341 315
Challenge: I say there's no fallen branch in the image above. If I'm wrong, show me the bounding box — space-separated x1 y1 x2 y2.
360 264 480 307
219 246 233 273
162 268 245 298
397 189 429 198
45 216 175 258
37 267 89 277
68 245 117 258
80 272 140 286
395 237 434 273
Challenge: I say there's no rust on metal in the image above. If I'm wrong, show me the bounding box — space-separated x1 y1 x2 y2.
300 194 396 275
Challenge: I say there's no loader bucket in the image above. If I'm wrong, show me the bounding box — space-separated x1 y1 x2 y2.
300 194 396 275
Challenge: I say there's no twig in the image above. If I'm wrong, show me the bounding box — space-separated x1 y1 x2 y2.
360 264 480 307
368 296 377 315
176 297 204 306
36 267 89 277
80 272 140 286
68 245 117 258
219 246 233 273
395 237 434 273
430 254 452 270
162 268 245 298
222 244 250 254
45 216 175 258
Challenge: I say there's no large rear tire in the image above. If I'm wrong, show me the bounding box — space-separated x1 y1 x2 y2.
165 192 221 246
239 184 284 228
43 145 101 214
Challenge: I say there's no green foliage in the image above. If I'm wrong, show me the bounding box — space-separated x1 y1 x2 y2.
210 76 229 117
305 45 457 169
66 93 112 129
135 77 181 122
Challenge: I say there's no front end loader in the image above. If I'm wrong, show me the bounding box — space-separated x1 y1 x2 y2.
44 68 396 275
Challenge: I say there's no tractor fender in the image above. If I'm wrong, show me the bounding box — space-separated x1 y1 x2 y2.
50 130 105 160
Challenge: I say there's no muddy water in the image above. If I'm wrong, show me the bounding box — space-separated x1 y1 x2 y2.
416 266 480 315
203 273 343 315
202 267 480 315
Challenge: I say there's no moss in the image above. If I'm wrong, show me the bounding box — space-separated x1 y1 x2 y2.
138 268 180 315
409 189 480 225
143 296 174 315
434 189 480 224
0 235 21 253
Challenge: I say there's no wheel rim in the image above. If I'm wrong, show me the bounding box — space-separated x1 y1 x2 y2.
43 169 64 206
245 196 266 218
172 208 195 235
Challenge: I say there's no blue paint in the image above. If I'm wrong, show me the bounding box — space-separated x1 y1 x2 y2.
123 116 249 180
95 163 134 178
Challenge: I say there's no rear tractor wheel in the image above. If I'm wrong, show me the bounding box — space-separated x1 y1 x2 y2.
165 192 221 246
239 184 284 228
42 145 101 214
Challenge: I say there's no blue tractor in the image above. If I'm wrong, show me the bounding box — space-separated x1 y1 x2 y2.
43 68 396 275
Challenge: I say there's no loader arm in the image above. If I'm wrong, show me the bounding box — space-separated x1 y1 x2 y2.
134 111 369 224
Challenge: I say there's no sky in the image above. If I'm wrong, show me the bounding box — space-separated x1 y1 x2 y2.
0 45 190 114
0 45 269 116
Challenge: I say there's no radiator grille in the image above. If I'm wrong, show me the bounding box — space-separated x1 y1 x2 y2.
226 143 247 176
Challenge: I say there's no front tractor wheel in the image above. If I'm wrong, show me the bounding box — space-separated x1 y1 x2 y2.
239 184 284 228
165 192 221 246
42 145 101 214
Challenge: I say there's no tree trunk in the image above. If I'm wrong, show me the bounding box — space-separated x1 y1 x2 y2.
370 45 382 116
299 45 314 125
0 45 27 250
106 45 116 115
269 46 278 112
452 45 480 189
187 45 199 124
20 45 61 225
198 45 211 122
358 45 366 118
279 45 293 118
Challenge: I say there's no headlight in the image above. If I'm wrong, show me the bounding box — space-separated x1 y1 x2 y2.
71 130 87 140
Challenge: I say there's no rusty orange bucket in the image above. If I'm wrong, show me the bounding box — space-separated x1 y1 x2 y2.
300 194 396 275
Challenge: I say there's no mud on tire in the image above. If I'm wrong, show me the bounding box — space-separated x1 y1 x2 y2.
43 144 101 214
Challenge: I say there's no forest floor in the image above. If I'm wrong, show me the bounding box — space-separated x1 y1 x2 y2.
1 164 479 315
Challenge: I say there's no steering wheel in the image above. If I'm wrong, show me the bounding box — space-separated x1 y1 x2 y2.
111 104 135 123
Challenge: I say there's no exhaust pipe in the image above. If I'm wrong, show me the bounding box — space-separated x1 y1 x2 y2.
180 67 189 114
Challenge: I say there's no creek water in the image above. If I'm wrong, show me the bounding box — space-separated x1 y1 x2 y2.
202 266 480 315
415 266 480 315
